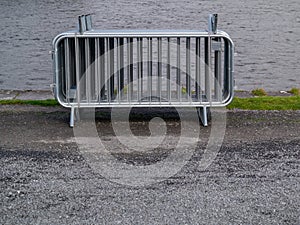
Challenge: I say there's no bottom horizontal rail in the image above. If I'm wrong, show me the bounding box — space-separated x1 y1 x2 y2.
69 105 212 127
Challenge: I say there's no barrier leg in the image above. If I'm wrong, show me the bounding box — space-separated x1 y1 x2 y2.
197 106 208 127
70 106 75 127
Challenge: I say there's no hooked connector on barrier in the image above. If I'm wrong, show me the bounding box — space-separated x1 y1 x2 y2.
78 14 93 33
208 14 218 34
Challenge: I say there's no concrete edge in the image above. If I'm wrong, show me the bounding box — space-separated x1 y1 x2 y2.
0 90 54 101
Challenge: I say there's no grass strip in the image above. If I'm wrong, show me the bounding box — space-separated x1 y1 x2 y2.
1 96 300 110
227 96 300 110
0 99 59 106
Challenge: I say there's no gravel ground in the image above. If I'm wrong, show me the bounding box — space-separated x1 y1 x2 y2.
0 105 299 225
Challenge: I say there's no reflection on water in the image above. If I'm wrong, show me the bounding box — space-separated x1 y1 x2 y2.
0 0 299 91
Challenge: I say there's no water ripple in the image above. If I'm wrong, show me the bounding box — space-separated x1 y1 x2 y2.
0 0 299 91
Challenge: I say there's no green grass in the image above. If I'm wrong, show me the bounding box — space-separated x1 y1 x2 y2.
227 96 300 110
114 85 128 95
1 96 300 110
0 99 59 106
251 88 267 96
288 87 300 96
181 87 195 95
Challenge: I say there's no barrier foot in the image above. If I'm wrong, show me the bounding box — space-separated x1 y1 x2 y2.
70 106 75 127
197 106 208 127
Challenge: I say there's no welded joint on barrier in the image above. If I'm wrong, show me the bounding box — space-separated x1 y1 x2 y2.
78 14 93 34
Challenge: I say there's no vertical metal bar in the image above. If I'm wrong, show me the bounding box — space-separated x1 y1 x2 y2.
204 37 211 103
120 38 124 99
106 38 111 103
58 41 65 99
69 39 76 95
108 38 114 102
64 38 70 103
78 38 86 101
99 38 105 101
85 14 92 31
177 38 181 102
229 41 234 97
130 38 133 102
195 37 201 101
61 43 66 99
186 37 191 99
78 15 86 34
70 106 75 127
137 38 141 101
90 38 96 101
157 37 162 100
85 38 91 103
198 106 208 126
167 37 171 101
74 37 81 106
140 38 143 100
223 39 229 98
147 38 153 102
126 38 130 102
127 38 133 102
208 14 218 34
110 38 115 101
95 38 99 102
214 38 222 101
117 38 120 103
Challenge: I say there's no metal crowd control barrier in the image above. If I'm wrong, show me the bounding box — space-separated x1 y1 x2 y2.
52 14 234 127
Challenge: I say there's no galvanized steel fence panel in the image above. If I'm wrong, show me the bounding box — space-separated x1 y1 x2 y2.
52 15 234 127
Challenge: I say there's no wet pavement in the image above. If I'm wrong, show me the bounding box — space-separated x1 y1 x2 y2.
0 104 299 224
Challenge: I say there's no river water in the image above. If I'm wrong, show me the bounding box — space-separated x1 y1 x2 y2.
0 0 299 91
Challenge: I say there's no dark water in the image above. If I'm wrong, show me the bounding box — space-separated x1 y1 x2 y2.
0 0 299 91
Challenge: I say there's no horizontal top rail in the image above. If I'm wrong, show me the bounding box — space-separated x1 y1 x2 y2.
53 30 233 43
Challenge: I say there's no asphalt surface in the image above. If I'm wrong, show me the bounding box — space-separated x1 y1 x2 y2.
0 105 299 224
